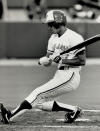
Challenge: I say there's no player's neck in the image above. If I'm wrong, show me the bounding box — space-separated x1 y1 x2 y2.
58 27 67 37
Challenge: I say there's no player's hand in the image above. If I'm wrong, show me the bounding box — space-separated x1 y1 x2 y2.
50 52 61 63
38 56 52 66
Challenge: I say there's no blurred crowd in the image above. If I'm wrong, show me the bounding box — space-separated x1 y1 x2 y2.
68 0 100 20
0 0 100 22
25 0 100 22
25 0 47 20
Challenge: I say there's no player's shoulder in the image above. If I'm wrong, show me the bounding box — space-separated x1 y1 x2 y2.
67 28 84 40
50 34 58 39
48 34 58 42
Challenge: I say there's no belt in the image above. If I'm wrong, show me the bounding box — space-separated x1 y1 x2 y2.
58 66 80 70
58 66 69 70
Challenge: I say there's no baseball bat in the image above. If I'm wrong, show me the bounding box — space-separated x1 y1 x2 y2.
60 34 100 55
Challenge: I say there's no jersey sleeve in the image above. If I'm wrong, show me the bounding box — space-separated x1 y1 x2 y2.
67 34 85 59
47 36 55 54
71 33 85 49
72 35 84 47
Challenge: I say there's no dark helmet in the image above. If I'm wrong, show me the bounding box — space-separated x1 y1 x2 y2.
46 10 67 26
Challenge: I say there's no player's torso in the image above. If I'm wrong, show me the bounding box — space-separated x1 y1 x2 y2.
48 28 84 69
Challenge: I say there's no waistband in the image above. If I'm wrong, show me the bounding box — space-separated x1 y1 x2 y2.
58 66 80 70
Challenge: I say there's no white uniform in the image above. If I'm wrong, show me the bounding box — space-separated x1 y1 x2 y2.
0 10 85 124
26 28 84 108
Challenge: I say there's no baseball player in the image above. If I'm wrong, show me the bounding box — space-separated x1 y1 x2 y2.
0 10 86 124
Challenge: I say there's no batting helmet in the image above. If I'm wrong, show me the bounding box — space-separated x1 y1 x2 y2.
45 10 67 25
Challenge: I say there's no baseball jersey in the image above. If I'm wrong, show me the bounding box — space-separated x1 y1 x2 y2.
47 28 85 68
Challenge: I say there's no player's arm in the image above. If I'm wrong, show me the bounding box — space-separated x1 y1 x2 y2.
61 49 86 66
38 36 55 66
38 50 53 66
46 50 53 58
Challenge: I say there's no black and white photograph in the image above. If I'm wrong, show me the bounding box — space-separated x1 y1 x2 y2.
0 0 100 130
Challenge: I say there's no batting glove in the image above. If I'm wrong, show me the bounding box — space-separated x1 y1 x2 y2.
50 52 61 63
53 56 61 63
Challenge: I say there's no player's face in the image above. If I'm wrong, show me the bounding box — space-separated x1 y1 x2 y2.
47 22 61 34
